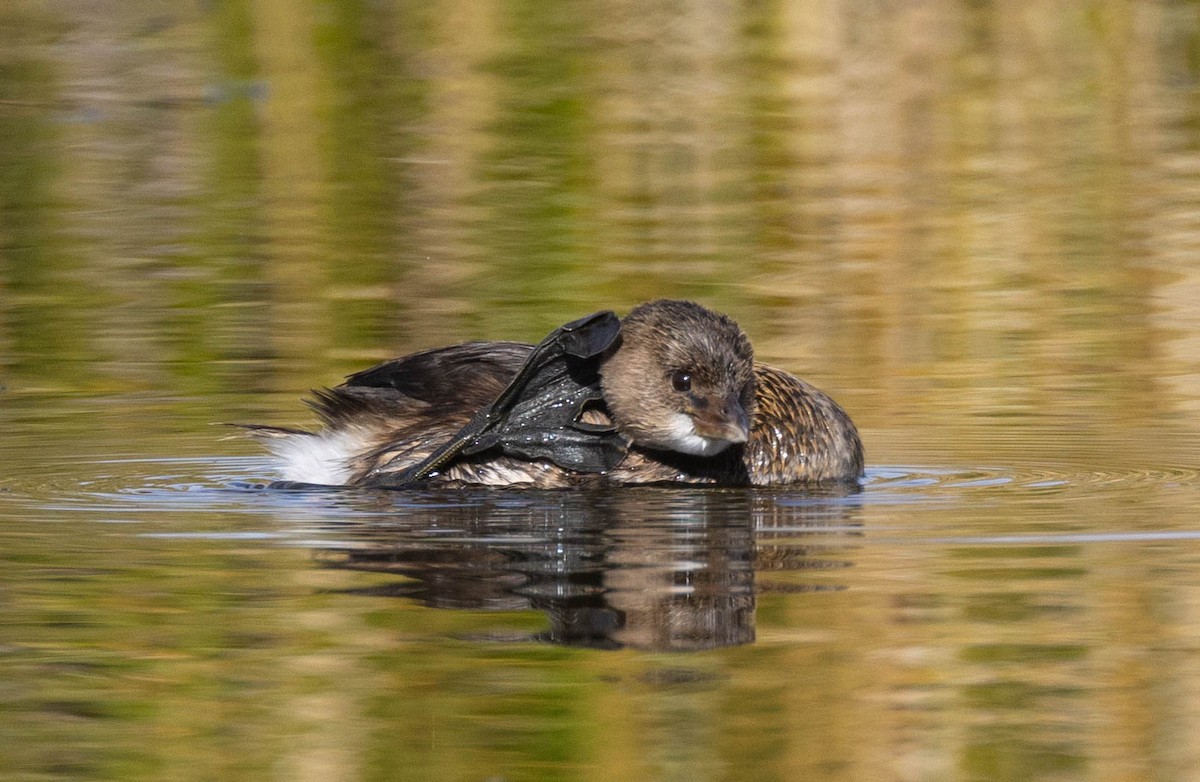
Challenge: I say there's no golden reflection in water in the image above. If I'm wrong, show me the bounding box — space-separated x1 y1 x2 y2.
3 1 1200 780
0 1 1197 438
279 488 868 776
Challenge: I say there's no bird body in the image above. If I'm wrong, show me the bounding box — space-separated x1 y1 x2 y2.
249 301 863 488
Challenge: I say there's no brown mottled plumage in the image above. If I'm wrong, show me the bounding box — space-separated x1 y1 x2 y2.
606 364 863 485
249 300 863 487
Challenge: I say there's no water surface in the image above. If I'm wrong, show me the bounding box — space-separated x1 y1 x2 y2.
4 1 1200 780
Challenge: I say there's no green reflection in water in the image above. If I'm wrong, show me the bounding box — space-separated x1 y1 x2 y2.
963 680 1080 710
2 1 1200 781
177 0 269 393
0 536 308 779
961 592 1077 623
474 0 601 325
0 7 90 383
959 644 1089 664
315 0 406 350
963 725 1085 782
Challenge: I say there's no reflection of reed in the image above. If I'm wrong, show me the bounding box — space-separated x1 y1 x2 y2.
5 0 1200 453
5 4 1200 778
313 487 860 651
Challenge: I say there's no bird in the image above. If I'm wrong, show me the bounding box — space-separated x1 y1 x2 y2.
245 299 863 488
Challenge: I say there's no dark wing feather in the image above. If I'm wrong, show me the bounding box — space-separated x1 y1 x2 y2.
343 341 532 405
307 342 534 428
365 311 626 485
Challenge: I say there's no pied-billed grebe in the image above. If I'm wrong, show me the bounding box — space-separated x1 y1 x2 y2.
247 300 863 487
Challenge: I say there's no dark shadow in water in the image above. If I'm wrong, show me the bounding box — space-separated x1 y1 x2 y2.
304 485 862 651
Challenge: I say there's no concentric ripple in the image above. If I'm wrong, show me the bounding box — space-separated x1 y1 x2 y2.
5 455 1200 516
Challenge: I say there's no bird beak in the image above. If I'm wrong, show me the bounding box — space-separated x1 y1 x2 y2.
693 393 750 444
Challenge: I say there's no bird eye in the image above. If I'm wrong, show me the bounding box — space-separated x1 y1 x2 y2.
670 370 692 393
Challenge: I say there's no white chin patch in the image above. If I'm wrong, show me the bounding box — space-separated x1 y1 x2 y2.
662 413 734 457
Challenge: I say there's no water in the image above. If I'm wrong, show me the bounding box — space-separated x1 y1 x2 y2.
4 1 1200 780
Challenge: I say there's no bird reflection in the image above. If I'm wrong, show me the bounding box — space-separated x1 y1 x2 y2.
310 486 861 651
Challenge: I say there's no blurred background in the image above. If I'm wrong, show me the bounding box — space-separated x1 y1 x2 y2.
4 1 1200 780
3 0 1199 463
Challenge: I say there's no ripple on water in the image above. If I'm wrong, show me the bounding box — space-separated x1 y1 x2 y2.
865 462 1200 495
5 455 1200 651
6 455 1200 542
1 455 1195 497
